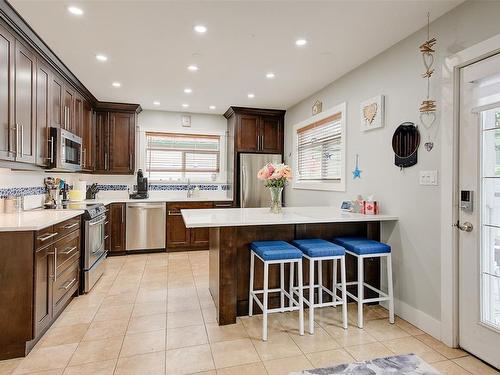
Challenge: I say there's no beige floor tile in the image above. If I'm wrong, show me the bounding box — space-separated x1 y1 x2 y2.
382 336 446 363
202 307 217 324
66 293 106 312
347 304 386 325
344 342 393 361
63 359 116 375
432 360 472 374
415 334 468 359
69 337 123 366
240 315 283 340
165 344 214 375
167 309 204 328
168 287 198 299
38 324 89 347
306 348 355 368
321 324 377 347
53 309 98 328
394 317 425 336
13 343 78 374
82 319 129 342
131 302 167 318
453 356 500 375
115 351 165 375
167 325 208 349
206 321 249 343
210 338 260 369
93 304 133 322
135 289 168 304
263 355 313 375
120 330 166 357
0 358 22 374
363 319 411 341
216 362 268 375
289 326 340 354
15 370 63 375
100 292 137 308
167 297 200 312
127 313 166 334
252 332 302 361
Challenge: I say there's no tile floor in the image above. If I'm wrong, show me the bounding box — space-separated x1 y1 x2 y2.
0 251 498 375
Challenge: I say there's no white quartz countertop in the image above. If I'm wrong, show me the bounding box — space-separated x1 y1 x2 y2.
85 196 233 205
0 210 83 232
181 206 398 228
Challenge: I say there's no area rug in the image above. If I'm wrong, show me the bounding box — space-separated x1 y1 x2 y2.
289 354 441 374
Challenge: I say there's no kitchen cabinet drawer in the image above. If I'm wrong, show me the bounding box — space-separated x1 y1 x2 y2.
35 226 56 249
167 202 213 251
54 217 80 240
54 229 80 273
53 259 79 315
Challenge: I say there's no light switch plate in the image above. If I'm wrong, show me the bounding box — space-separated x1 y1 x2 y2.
419 170 438 185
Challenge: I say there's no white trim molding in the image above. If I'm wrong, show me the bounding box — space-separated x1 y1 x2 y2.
440 33 500 347
291 102 347 192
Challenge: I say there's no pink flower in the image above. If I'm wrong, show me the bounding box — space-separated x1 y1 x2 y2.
257 167 270 180
267 164 275 175
270 170 283 179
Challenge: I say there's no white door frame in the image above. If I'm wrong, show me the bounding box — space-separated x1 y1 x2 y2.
440 33 500 347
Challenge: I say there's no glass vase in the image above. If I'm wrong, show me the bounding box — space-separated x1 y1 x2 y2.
269 186 283 214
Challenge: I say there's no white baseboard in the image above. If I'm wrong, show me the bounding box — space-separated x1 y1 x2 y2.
380 299 441 340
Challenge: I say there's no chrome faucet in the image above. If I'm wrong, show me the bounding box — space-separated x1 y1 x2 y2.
186 179 194 198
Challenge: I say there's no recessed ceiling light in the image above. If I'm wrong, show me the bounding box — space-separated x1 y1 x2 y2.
184 88 192 94
209 105 216 110
96 54 108 62
153 101 160 106
112 82 121 87
266 72 275 79
187 65 199 72
182 103 189 108
67 6 83 15
247 93 255 99
295 38 307 46
194 25 207 34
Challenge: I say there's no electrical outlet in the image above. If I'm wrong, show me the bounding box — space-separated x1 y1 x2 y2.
419 170 438 185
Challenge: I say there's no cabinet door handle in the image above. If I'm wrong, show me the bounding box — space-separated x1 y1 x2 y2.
129 154 132 170
15 123 20 157
63 222 79 230
20 124 24 156
37 232 58 242
60 278 77 291
104 153 108 170
168 210 182 216
59 246 77 255
48 136 54 163
121 206 124 223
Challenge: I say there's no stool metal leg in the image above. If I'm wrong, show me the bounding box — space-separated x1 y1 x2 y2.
387 253 395 324
333 259 338 299
280 262 285 312
340 256 348 329
263 261 269 341
309 258 315 334
289 262 294 309
249 251 254 317
357 256 364 329
318 260 323 305
297 259 304 336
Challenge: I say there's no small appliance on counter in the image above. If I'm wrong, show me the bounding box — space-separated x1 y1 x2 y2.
86 183 99 200
43 177 58 209
129 169 149 199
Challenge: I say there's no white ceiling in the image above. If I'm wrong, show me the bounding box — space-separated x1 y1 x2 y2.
11 0 462 114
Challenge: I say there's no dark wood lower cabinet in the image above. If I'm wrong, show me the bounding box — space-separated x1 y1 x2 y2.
0 216 81 360
109 203 126 255
167 202 213 251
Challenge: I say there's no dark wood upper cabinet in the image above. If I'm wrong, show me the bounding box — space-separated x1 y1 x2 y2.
62 85 74 132
50 74 63 129
81 99 94 171
109 112 135 174
94 111 108 173
0 24 15 161
237 115 260 152
14 40 36 164
260 116 282 153
109 203 126 254
35 61 50 167
73 94 83 137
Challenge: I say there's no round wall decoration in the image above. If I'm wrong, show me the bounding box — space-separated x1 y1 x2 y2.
392 122 420 169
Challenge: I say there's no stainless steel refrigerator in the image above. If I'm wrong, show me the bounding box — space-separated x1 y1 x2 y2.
240 153 283 208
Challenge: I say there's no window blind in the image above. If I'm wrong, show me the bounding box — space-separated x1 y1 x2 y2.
296 113 342 181
145 132 220 181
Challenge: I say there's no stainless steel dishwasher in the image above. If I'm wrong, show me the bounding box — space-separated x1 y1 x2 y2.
126 202 166 251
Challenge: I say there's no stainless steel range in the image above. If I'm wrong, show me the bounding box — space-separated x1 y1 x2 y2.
82 204 107 293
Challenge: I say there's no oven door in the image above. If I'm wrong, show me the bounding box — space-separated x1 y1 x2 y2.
84 214 106 269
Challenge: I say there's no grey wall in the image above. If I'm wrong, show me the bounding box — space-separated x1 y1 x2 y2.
284 0 500 322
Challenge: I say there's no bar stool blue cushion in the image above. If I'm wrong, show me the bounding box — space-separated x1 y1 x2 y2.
250 241 303 261
291 239 345 257
332 237 391 255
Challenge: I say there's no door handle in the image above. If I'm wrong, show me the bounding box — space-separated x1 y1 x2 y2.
63 222 79 230
48 136 54 163
59 246 77 255
21 124 24 156
455 221 473 232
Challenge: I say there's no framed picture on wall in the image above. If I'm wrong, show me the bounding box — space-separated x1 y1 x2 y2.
360 95 385 131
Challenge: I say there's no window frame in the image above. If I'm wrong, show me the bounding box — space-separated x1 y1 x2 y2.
144 131 221 182
292 102 347 191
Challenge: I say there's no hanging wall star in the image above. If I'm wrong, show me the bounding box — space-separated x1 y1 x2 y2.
352 154 362 179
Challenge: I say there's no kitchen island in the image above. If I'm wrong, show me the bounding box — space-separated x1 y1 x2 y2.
182 206 398 325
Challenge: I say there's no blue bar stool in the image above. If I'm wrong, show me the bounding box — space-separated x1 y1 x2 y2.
332 237 394 329
249 241 305 341
291 239 348 334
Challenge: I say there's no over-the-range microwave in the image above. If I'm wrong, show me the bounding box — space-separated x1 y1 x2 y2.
48 127 82 172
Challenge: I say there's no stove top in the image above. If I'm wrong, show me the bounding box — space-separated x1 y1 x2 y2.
42 202 106 220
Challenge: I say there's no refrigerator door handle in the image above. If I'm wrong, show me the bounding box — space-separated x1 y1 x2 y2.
241 165 246 207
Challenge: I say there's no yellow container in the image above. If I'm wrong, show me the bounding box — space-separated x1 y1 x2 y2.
68 189 85 202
